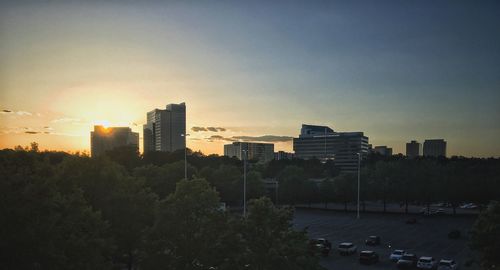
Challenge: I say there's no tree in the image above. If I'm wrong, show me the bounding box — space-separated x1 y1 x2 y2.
104 145 141 171
0 150 110 270
470 201 500 269
239 197 322 270
143 179 241 270
56 156 158 270
333 173 356 211
277 166 307 205
319 179 335 208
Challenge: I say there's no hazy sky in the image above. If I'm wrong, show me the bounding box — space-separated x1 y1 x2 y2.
1 1 499 157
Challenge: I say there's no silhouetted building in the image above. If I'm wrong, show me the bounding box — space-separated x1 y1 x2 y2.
274 151 294 160
373 146 393 156
293 124 369 172
423 139 446 157
91 125 139 157
406 140 421 158
224 142 274 163
143 102 186 153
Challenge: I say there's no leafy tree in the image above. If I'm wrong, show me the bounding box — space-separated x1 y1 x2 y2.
0 149 110 270
143 179 241 270
56 156 158 270
104 145 142 171
319 179 335 208
333 173 356 211
239 197 322 270
470 201 500 269
277 166 308 205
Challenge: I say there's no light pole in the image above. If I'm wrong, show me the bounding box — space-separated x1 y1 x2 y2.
181 133 189 180
242 149 248 217
357 152 361 219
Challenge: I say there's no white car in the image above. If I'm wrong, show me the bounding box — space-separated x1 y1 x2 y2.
337 242 357 255
390 249 406 262
417 256 437 269
438 259 458 270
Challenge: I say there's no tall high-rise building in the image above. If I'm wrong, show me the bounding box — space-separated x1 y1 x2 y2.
91 125 139 157
423 139 446 157
293 124 369 172
224 142 274 163
406 140 421 158
143 102 186 153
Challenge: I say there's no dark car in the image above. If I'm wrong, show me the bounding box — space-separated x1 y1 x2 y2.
406 218 418 224
365 236 381 246
397 253 418 269
309 238 332 256
359 250 379 265
448 230 461 239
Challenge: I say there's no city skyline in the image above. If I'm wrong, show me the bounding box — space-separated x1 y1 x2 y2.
1 1 499 157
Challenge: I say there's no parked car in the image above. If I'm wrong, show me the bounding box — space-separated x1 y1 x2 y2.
359 250 379 265
460 203 477 209
438 259 458 270
337 242 357 256
309 238 332 256
448 230 461 239
406 218 418 224
365 236 381 246
390 249 406 262
397 253 418 269
417 256 437 269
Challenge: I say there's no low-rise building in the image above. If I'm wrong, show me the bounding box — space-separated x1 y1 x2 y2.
224 142 274 163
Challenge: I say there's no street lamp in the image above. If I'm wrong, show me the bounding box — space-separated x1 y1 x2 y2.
357 152 361 219
242 149 248 217
181 133 190 180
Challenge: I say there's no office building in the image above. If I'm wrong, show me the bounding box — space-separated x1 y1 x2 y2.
423 139 446 157
143 102 186 153
274 151 295 160
293 124 369 172
406 140 421 158
224 142 274 163
91 125 139 157
373 146 393 156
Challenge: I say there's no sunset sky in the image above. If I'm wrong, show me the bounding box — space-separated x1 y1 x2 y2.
1 1 499 157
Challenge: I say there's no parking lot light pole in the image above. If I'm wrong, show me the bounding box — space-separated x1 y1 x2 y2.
242 149 248 217
181 133 189 180
357 152 361 219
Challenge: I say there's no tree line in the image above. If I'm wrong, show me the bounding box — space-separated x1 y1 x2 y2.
0 144 323 270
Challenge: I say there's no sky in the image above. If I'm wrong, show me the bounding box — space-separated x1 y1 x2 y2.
1 1 499 157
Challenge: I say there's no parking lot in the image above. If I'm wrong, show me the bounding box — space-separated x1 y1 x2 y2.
293 209 480 270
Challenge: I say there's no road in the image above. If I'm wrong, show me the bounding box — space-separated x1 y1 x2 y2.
293 209 480 270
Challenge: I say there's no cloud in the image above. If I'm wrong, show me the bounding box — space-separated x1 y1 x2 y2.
207 127 226 132
205 134 293 143
16 111 32 116
191 126 226 132
1 110 34 116
51 117 81 123
206 135 235 142
191 126 207 132
232 135 293 143
25 131 39 134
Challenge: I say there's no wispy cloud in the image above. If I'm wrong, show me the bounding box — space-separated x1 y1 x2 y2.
205 134 293 143
25 131 39 134
1 110 34 116
51 117 81 123
16 111 32 116
191 126 226 132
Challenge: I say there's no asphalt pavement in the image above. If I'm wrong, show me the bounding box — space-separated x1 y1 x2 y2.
293 209 480 270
